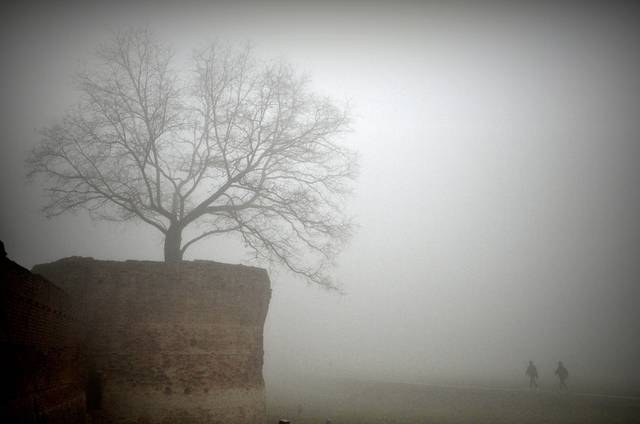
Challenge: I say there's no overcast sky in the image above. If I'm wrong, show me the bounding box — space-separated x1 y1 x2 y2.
1 1 639 388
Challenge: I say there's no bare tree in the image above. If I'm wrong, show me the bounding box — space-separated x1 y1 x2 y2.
27 29 356 289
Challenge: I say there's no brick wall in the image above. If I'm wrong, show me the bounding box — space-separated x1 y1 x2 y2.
1 253 86 423
33 257 271 424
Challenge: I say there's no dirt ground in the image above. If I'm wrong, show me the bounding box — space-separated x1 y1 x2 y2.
267 379 640 423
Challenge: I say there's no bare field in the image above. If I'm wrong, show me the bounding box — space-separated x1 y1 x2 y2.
267 379 640 423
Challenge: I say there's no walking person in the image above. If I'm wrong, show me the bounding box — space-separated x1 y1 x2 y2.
555 361 569 391
526 360 539 390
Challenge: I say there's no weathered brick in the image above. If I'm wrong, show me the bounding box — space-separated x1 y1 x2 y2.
33 258 271 424
1 256 86 423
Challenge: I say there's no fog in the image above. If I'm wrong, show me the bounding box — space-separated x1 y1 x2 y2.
1 0 640 394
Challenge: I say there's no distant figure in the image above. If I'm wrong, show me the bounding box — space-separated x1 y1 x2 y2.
526 360 539 389
555 361 569 391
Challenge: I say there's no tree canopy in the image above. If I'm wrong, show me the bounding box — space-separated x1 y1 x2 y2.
28 29 357 289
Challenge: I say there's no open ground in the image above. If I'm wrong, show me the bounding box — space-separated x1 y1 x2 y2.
267 378 640 423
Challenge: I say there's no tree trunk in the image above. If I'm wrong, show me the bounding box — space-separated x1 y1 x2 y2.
164 225 183 262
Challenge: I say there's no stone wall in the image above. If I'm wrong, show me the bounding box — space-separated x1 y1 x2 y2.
33 257 271 424
1 250 86 423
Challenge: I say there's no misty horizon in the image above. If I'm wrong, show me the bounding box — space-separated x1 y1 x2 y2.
2 0 640 402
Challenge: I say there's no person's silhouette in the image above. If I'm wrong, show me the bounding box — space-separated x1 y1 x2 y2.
526 360 539 389
555 361 569 391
